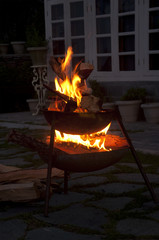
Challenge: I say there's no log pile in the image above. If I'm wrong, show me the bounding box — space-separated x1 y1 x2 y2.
0 164 63 202
0 131 64 202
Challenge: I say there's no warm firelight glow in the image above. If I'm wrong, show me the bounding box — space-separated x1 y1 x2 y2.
54 46 82 107
54 123 112 151
47 46 116 152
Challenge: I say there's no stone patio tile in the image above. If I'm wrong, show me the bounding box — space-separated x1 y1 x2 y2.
0 204 37 219
84 183 144 194
0 219 27 240
115 173 159 184
117 162 151 169
0 158 26 166
116 218 159 236
71 166 117 179
35 203 108 232
89 197 133 210
149 210 159 220
67 176 107 188
25 227 102 240
49 192 91 207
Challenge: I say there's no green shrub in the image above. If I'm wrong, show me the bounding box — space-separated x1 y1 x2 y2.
121 87 147 101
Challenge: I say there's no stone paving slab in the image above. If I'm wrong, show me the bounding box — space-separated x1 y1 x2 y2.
25 227 103 240
49 192 91 207
114 173 159 183
89 196 133 210
84 183 144 194
0 219 27 240
116 218 159 236
35 203 108 232
67 175 107 188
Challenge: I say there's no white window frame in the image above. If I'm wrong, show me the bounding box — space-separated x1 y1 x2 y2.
45 0 159 83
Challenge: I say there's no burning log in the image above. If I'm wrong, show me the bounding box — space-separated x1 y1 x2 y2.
76 62 94 80
49 57 66 80
43 83 77 112
80 95 102 112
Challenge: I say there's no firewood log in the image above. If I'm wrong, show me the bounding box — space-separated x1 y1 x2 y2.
0 180 46 202
80 95 101 112
49 57 66 80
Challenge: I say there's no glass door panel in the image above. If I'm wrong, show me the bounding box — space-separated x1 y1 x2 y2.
51 3 65 55
95 0 112 71
70 1 85 68
148 0 159 70
118 0 135 71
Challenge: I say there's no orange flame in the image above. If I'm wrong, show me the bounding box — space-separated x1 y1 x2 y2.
55 123 112 151
54 46 82 107
48 46 113 152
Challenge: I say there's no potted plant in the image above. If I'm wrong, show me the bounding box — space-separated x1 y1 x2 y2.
26 26 47 66
115 87 147 122
11 41 26 54
0 35 9 55
141 102 159 123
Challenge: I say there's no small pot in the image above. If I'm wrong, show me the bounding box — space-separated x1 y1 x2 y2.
11 41 26 54
0 43 9 54
115 100 141 122
141 102 159 123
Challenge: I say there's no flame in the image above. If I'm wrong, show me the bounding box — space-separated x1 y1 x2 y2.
54 123 112 151
47 46 114 152
53 46 82 107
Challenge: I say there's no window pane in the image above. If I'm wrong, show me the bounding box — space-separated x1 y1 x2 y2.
96 17 110 34
72 38 85 53
96 0 110 15
149 0 159 8
97 37 111 53
97 56 112 71
118 0 135 13
119 35 135 52
51 4 64 20
149 33 159 50
149 11 159 29
53 40 65 55
70 1 84 18
72 56 85 69
149 54 159 70
71 20 84 36
52 22 64 38
119 15 135 32
119 55 135 71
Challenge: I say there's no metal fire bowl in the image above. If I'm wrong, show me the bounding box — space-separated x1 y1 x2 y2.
53 147 129 172
43 109 115 135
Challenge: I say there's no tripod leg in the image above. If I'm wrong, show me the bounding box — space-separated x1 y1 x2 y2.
116 110 158 203
64 170 68 194
44 120 55 216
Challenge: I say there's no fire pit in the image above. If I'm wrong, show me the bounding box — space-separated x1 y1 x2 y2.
8 46 158 216
43 107 158 216
43 109 115 134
